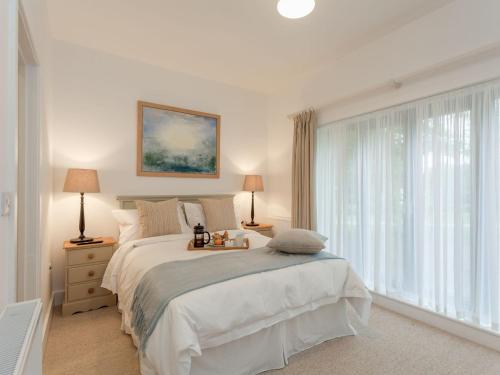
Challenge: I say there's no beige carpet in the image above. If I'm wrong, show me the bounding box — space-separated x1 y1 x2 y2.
44 304 500 375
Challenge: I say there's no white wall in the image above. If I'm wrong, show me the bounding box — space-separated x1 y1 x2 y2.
266 0 500 226
49 41 269 293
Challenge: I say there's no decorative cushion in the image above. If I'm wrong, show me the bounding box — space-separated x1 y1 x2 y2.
135 198 182 238
112 202 190 244
199 198 239 232
267 229 327 254
184 201 242 230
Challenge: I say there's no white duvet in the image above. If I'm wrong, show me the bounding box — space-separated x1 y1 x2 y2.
102 230 371 375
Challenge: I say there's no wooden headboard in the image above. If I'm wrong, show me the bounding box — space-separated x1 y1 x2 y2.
116 194 235 209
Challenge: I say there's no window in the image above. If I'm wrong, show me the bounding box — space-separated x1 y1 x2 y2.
316 80 500 332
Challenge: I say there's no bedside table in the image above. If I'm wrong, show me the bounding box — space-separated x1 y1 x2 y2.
62 237 117 317
243 223 274 238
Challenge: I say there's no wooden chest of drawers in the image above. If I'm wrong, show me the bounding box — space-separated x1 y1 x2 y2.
62 237 117 316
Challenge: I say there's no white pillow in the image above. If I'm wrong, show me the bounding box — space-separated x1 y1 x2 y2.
112 209 140 245
233 203 243 228
112 203 191 245
176 202 192 234
184 202 206 228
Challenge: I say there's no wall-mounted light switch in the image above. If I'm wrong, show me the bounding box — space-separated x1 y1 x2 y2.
1 192 12 217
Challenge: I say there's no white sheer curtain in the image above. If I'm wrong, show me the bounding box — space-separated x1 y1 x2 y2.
316 80 500 332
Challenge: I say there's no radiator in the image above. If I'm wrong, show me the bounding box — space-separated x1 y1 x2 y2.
0 299 42 375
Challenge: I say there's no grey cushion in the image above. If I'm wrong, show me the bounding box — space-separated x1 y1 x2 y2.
267 229 328 254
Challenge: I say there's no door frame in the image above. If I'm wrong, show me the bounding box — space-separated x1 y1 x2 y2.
0 0 18 308
17 3 41 301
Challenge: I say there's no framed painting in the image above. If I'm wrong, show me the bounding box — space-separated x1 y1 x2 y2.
137 101 220 178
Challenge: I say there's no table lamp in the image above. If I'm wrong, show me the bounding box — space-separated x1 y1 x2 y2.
63 168 100 243
242 175 264 226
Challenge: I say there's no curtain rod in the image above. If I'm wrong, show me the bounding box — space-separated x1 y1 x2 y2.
286 41 500 120
316 75 500 128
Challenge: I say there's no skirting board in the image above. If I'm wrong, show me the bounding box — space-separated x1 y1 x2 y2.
42 292 55 352
372 291 500 352
53 289 64 306
267 215 292 222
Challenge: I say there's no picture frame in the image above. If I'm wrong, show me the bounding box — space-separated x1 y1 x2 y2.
137 101 220 178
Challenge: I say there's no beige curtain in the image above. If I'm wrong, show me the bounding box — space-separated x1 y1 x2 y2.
291 110 315 229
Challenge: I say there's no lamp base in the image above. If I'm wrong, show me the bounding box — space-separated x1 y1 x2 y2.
70 236 94 244
245 222 259 227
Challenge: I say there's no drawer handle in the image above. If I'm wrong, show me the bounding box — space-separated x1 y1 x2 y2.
88 288 95 294
87 253 95 260
88 270 95 277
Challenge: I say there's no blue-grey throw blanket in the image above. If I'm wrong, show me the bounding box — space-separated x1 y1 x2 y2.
131 247 340 351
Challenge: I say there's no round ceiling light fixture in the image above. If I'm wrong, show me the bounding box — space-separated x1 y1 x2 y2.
277 0 315 19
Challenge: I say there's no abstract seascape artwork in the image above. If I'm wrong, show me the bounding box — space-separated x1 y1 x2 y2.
137 101 220 178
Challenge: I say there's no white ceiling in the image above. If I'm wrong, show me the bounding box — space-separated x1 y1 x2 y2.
47 0 453 93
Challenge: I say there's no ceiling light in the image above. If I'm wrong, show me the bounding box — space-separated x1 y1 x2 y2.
277 0 315 19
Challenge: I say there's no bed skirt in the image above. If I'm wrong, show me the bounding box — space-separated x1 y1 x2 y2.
139 299 356 375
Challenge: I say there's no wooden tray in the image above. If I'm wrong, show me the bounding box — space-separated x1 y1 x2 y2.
187 238 249 251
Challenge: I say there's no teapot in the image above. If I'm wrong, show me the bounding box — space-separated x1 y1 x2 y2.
193 223 211 248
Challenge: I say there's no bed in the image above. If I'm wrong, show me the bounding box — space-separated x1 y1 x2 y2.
102 195 371 375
